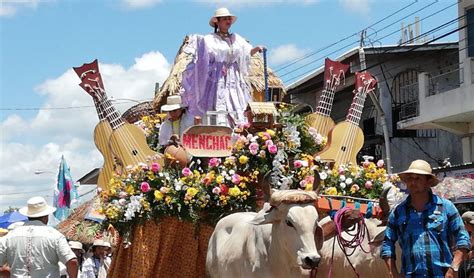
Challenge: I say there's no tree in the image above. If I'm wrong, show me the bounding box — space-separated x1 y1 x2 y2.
3 207 20 214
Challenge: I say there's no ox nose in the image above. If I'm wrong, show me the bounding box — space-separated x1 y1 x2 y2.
304 256 320 268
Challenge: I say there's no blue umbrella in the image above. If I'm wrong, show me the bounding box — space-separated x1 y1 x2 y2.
0 211 28 229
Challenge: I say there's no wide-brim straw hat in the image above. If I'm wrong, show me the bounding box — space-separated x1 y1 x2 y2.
19 196 56 218
92 239 108 247
69 241 85 253
161 95 188 112
397 159 439 187
209 7 237 27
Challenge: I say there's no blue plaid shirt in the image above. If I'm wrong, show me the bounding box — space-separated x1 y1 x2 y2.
381 192 471 277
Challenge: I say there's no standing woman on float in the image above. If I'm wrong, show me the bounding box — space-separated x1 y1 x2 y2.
181 8 265 126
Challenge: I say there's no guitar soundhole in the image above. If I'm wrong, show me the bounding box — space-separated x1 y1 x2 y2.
341 146 346 152
132 150 138 156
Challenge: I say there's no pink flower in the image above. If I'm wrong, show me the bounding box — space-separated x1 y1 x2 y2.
259 150 266 158
212 187 221 194
141 182 150 193
209 158 221 167
231 174 242 185
268 144 278 154
305 176 315 184
261 132 271 141
219 184 229 195
293 160 303 168
299 180 307 188
182 167 192 177
249 142 259 155
338 167 345 175
160 187 170 194
363 161 370 168
118 191 128 199
365 181 373 189
377 159 385 168
265 139 273 146
151 162 160 173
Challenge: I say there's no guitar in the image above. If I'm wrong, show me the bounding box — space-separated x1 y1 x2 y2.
316 71 377 168
305 58 349 137
74 61 117 190
74 60 164 171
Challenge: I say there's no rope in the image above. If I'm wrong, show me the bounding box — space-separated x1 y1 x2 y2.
327 207 370 278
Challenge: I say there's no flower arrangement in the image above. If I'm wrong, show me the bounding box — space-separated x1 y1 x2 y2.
138 115 164 152
319 158 400 200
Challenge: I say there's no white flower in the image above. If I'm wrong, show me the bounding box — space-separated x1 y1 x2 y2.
174 180 183 191
339 175 346 182
319 172 328 180
340 182 347 189
229 169 235 175
345 178 353 185
315 156 321 162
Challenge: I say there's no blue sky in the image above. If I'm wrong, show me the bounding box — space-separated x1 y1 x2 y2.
0 0 458 211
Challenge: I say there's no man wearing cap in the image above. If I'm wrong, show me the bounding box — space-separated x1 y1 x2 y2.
158 95 194 147
0 196 78 277
60 241 85 277
82 239 109 278
381 160 471 278
459 211 474 278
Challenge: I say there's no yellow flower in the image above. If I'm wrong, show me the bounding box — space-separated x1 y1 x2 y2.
126 184 135 195
239 155 249 164
266 129 276 137
216 175 224 184
165 196 172 205
187 187 198 197
305 183 313 191
325 187 338 195
229 186 241 197
154 190 163 201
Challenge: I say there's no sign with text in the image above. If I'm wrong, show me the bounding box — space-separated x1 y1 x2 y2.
182 125 233 157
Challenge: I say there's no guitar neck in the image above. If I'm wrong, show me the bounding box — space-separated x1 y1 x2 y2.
92 98 106 121
345 92 367 126
316 86 336 117
99 95 125 130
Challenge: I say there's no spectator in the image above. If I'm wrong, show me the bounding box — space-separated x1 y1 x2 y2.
0 197 78 277
82 239 109 278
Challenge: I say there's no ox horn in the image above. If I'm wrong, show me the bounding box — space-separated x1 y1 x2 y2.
379 186 391 222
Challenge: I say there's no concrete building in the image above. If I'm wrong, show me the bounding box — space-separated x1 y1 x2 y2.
286 42 466 172
398 1 474 164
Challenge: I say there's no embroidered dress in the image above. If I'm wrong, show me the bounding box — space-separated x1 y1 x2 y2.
381 192 471 277
181 33 252 125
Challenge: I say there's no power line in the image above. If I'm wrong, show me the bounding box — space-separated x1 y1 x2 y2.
0 99 153 111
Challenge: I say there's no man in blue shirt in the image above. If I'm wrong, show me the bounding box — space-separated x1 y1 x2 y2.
381 159 471 278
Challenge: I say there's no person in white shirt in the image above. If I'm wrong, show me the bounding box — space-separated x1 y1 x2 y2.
82 239 109 278
158 95 195 147
60 241 85 277
0 196 78 278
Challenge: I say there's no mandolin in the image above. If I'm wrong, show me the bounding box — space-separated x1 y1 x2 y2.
74 60 164 171
316 71 377 168
305 58 349 137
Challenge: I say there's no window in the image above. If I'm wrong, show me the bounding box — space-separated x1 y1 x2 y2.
467 8 474 57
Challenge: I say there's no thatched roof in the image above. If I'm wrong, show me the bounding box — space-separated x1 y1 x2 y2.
152 35 285 111
122 101 156 123
246 102 278 115
56 198 119 246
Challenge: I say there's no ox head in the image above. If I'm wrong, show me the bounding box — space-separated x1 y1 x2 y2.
250 190 323 270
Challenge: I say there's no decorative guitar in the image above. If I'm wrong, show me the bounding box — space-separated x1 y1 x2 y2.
74 60 164 173
316 71 377 168
305 58 349 137
74 61 117 190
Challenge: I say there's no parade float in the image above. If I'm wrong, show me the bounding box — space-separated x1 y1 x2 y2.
70 37 405 276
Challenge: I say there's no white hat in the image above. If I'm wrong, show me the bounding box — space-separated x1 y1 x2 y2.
7 221 24 230
209 7 237 27
69 241 85 252
92 239 108 247
19 196 56 218
103 241 111 248
397 159 439 187
161 95 188 112
462 211 474 225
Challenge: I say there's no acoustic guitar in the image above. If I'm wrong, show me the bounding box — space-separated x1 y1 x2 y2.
305 58 349 137
74 60 164 171
74 62 118 190
316 71 377 168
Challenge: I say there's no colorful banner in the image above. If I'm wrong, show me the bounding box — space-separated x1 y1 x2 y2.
53 155 78 221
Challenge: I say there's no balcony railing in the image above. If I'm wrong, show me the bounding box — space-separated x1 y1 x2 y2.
428 67 461 96
400 100 419 120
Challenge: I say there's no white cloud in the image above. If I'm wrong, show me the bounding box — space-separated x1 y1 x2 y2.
121 0 162 10
0 51 171 211
0 0 45 17
194 0 319 8
339 0 370 15
268 44 310 66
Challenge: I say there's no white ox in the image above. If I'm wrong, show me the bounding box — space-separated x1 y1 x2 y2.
206 190 324 278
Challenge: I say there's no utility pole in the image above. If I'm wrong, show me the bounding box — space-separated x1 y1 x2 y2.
358 36 393 173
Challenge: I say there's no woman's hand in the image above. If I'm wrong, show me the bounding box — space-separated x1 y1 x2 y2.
251 45 266 56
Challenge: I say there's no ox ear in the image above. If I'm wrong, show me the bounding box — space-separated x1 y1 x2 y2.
314 225 324 250
249 203 281 225
368 226 387 247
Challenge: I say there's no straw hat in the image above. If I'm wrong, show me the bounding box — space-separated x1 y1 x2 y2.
69 241 85 253
209 7 237 27
19 196 56 217
397 159 439 187
462 211 474 225
161 95 188 112
92 239 108 247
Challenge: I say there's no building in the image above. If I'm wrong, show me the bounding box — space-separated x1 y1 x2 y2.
397 2 474 164
287 41 466 172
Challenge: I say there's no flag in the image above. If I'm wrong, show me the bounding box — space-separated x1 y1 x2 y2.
53 155 78 221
